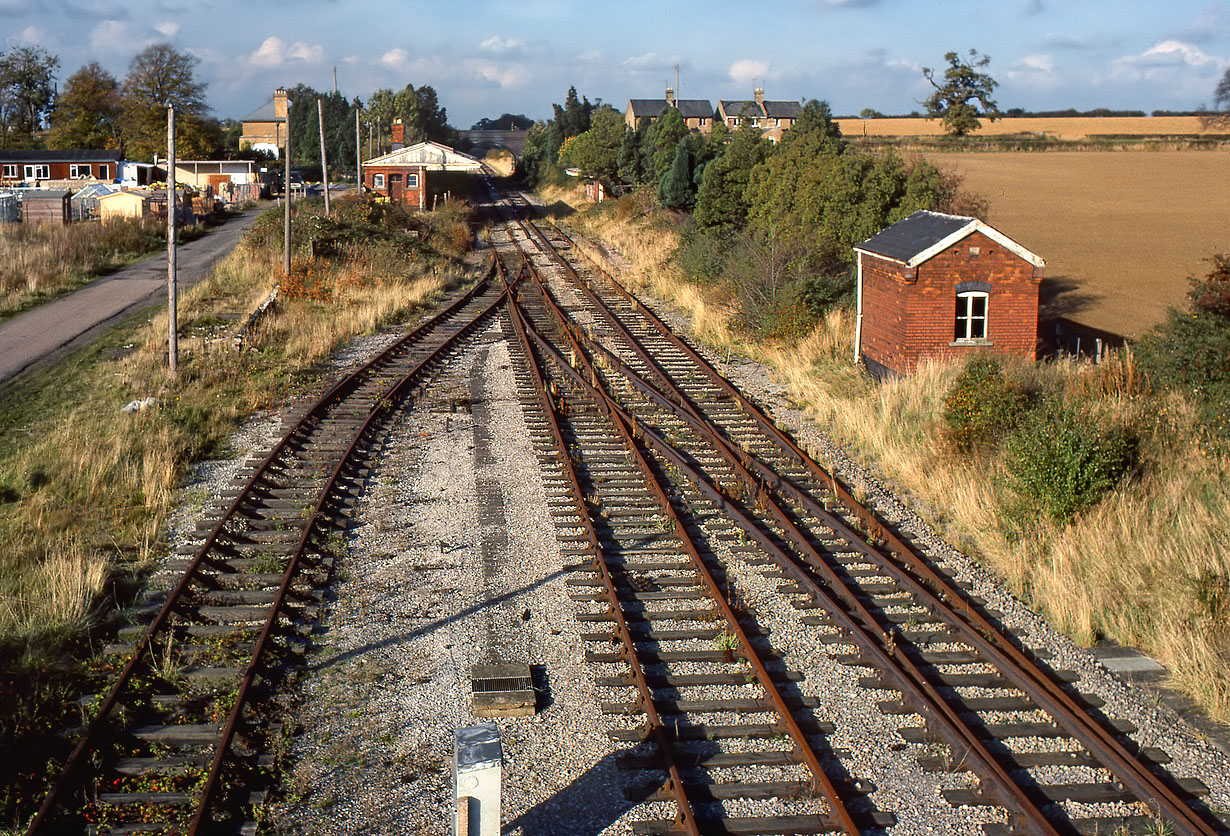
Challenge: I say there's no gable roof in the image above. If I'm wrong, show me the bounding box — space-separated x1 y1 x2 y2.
854 210 1044 269
363 141 482 171
762 100 802 119
627 99 715 120
242 99 283 122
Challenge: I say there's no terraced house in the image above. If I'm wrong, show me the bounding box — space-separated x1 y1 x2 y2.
625 88 716 132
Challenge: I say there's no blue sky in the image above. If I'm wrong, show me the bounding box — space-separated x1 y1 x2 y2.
3 0 1228 127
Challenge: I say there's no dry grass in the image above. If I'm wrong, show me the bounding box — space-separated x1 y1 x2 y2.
569 201 1230 722
835 116 1214 139
926 149 1230 339
0 217 168 319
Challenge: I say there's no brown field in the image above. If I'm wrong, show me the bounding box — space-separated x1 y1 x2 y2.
915 149 1230 338
835 115 1215 139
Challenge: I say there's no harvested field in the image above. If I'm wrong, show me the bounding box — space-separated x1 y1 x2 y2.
835 115 1216 139
917 149 1230 339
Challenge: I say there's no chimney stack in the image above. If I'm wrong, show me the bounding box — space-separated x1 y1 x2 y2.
274 88 288 120
391 118 405 150
665 87 675 107
754 87 765 109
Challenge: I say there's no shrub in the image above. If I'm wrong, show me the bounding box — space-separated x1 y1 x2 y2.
942 355 1030 451
1003 401 1136 522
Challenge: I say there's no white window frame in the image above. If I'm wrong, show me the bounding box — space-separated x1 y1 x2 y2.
2 164 16 179
372 173 386 189
405 173 419 189
955 291 989 342
25 164 50 179
70 164 92 178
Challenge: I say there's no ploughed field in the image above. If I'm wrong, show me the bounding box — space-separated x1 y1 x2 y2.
919 149 1230 340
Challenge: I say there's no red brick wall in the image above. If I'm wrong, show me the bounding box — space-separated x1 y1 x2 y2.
363 164 426 209
861 230 1042 374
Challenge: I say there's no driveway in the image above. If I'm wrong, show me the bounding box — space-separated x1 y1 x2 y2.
0 206 267 389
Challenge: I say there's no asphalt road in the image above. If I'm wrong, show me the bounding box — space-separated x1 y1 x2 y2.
0 206 267 390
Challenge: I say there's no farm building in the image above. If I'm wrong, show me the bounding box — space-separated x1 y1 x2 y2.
0 150 122 186
22 190 72 224
853 210 1045 377
362 136 482 209
626 89 716 132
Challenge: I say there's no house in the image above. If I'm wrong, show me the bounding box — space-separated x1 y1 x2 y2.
362 133 482 209
852 210 1045 377
240 88 289 157
716 89 802 138
625 88 716 133
0 150 122 185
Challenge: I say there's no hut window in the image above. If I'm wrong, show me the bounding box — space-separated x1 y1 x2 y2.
405 173 419 189
24 164 49 179
2 165 16 178
372 174 385 189
955 291 988 341
70 164 91 178
98 165 109 180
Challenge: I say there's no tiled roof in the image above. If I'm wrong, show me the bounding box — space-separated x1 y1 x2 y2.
242 99 283 122
628 99 714 120
762 100 802 119
0 150 122 162
857 211 972 263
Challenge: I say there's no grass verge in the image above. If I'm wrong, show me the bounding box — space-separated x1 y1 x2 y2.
0 193 475 830
560 184 1230 723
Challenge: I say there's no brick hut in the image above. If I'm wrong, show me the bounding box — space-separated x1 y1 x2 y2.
853 210 1045 376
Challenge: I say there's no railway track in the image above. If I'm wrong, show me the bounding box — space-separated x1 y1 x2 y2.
27 267 509 836
487 184 1228 836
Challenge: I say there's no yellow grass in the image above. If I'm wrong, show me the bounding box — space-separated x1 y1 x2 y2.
569 201 1230 722
927 149 1230 338
835 115 1215 139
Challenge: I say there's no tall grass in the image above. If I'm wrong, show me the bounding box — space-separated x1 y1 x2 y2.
569 195 1230 722
0 217 168 318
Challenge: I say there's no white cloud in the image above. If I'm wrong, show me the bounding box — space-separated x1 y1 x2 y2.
1006 53 1061 88
89 20 152 55
1114 39 1220 74
728 58 770 87
379 48 409 69
479 36 525 55
8 25 48 46
622 52 685 73
248 36 323 69
153 21 179 38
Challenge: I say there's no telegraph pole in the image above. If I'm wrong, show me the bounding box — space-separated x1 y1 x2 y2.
284 96 292 278
167 105 178 374
317 98 331 215
355 110 362 194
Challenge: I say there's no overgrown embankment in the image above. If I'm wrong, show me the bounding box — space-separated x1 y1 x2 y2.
559 185 1230 723
0 194 475 830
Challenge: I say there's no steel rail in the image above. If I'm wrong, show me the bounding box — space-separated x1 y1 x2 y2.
188 284 511 833
509 272 865 836
27 264 501 836
497 261 702 836
545 223 1224 836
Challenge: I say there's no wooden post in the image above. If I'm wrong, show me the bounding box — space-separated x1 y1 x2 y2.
317 98 331 215
356 110 362 194
167 105 178 374
284 96 292 278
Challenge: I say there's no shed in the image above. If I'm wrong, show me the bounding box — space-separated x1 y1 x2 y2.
99 189 153 222
22 190 72 225
853 210 1045 376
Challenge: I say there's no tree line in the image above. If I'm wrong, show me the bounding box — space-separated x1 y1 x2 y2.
0 43 454 176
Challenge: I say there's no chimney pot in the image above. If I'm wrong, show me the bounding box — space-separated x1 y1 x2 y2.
665 87 675 107
391 118 405 148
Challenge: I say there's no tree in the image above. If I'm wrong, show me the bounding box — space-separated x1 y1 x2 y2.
1208 67 1230 128
0 45 59 148
922 49 1000 136
557 105 625 186
47 62 120 150
471 113 533 131
645 106 689 183
694 122 769 231
120 43 211 160
658 137 697 209
362 83 452 155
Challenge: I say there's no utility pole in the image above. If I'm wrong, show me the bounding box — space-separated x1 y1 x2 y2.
317 98 331 215
284 96 292 278
355 110 362 194
166 105 178 375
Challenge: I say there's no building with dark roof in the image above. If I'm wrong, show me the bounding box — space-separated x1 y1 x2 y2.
853 210 1045 376
240 88 288 157
0 150 122 185
717 89 803 139
625 88 715 133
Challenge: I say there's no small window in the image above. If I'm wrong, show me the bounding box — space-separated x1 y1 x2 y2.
70 164 92 178
372 173 385 189
98 165 109 180
955 291 988 341
968 246 980 256
2 164 16 178
405 173 419 189
24 164 50 179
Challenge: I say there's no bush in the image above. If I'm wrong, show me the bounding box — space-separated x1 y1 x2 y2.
942 356 1030 451
1003 401 1136 523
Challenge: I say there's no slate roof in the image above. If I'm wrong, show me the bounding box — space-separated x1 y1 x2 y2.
0 150 122 162
364 141 482 171
763 100 802 119
628 99 715 120
242 99 283 122
719 100 763 118
854 210 1045 268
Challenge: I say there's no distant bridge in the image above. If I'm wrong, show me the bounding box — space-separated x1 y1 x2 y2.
456 129 529 161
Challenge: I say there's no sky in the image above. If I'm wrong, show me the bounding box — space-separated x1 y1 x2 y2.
3 0 1229 128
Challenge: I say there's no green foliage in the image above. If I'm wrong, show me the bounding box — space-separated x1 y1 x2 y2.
0 45 59 148
47 62 121 150
362 82 452 153
286 86 361 181
646 107 689 183
1003 401 1136 523
922 49 1001 136
694 122 770 231
658 138 696 209
1137 255 1230 440
470 113 533 130
673 222 733 284
942 355 1030 451
120 43 212 161
557 105 626 185
519 86 597 187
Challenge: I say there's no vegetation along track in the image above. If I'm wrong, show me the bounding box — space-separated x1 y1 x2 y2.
26 267 509 836
487 182 1229 836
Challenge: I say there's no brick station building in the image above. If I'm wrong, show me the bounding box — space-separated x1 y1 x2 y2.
853 210 1045 376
